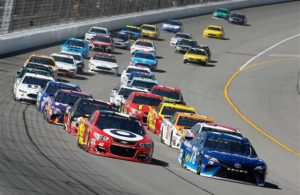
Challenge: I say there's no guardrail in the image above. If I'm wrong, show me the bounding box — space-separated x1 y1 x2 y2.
0 0 291 56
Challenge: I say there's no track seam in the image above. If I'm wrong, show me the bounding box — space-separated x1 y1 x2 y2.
297 70 300 96
22 105 100 195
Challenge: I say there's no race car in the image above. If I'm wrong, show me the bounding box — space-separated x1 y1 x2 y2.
111 32 131 50
120 66 152 86
130 39 156 55
170 32 192 46
77 110 154 163
183 48 208 65
192 44 211 61
36 81 81 112
14 65 54 85
128 77 159 92
90 35 114 53
24 54 58 76
147 102 196 135
110 85 148 108
61 51 85 73
130 50 158 71
178 124 267 186
51 53 77 78
121 71 156 87
150 85 185 104
121 92 163 125
61 38 89 59
161 19 183 33
228 13 247 25
140 24 159 39
120 25 141 40
203 25 225 39
160 112 214 149
13 72 54 102
44 89 91 124
175 39 197 53
64 98 117 135
88 53 119 76
212 8 230 20
85 26 109 41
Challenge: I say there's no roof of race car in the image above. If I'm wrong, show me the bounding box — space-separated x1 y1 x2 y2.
202 123 241 134
56 89 91 96
160 102 196 110
174 112 214 121
134 50 156 55
61 51 83 57
126 65 151 71
151 85 181 92
22 72 54 80
48 80 79 88
130 91 163 99
51 53 74 59
207 25 223 29
131 77 159 83
66 38 86 42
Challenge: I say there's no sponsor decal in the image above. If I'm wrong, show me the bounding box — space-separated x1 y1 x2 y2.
185 154 190 161
234 163 242 169
103 129 143 141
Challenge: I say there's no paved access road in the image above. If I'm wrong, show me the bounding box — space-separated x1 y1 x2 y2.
0 1 299 195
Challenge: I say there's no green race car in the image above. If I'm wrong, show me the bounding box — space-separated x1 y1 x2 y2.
212 8 230 20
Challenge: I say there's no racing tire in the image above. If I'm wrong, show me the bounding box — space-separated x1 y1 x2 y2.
169 132 173 147
160 128 164 143
196 155 202 175
183 59 188 64
180 150 186 168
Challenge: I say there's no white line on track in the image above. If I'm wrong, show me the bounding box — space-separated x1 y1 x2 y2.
239 33 300 70
269 54 300 57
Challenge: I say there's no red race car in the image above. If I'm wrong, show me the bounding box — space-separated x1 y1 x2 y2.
122 92 162 125
64 98 118 135
90 34 114 53
150 85 185 105
77 110 154 163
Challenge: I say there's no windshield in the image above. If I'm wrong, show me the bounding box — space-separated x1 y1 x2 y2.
141 26 155 31
152 88 182 101
177 116 208 128
19 69 50 78
135 41 153 47
125 27 140 33
134 53 155 60
52 56 74 64
118 88 136 98
161 106 195 116
68 54 81 61
180 39 197 46
45 84 80 95
218 9 228 13
166 20 180 26
92 36 111 43
208 27 222 31
29 57 55 66
126 68 149 74
188 49 206 55
175 34 191 39
96 113 144 135
22 76 50 88
74 100 116 117
94 56 116 63
90 28 107 34
204 134 251 156
66 40 85 48
132 96 161 106
231 14 243 18
54 92 89 105
131 80 157 90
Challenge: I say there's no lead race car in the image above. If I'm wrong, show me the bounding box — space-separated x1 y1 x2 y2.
178 123 267 186
77 110 154 163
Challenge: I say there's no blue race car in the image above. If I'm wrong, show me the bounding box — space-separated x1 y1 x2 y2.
128 77 159 92
36 81 81 112
61 38 89 59
178 124 267 186
161 19 183 33
120 25 141 40
131 50 158 71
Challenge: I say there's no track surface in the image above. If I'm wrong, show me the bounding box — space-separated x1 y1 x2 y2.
0 2 299 195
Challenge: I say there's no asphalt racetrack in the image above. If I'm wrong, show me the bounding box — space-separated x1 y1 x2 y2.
0 1 299 195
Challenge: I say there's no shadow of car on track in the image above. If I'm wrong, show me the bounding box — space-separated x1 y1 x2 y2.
184 61 215 67
77 71 95 76
153 69 167 73
56 78 70 83
156 55 164 59
150 158 169 167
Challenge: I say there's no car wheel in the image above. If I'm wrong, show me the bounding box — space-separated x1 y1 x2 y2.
180 150 186 168
196 155 202 175
169 132 173 147
160 128 164 143
183 59 188 64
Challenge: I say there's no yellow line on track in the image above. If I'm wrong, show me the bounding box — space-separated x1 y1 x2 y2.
224 59 300 157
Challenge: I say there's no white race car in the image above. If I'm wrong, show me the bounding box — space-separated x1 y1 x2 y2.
61 51 85 73
85 26 109 41
130 39 156 55
120 66 151 86
13 72 54 102
89 53 119 76
51 53 77 78
109 85 148 107
170 32 193 46
160 112 214 149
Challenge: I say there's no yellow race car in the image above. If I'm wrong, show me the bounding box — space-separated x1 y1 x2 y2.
147 102 196 135
24 54 58 76
183 48 208 65
203 25 224 39
140 24 159 39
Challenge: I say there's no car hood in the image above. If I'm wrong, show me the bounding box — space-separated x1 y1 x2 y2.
56 62 76 69
205 29 222 35
51 102 68 112
132 57 156 65
163 24 180 29
90 60 119 68
103 129 144 141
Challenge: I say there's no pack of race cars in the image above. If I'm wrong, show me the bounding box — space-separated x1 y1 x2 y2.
12 8 266 187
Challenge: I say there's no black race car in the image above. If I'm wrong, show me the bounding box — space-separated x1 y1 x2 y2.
175 39 197 53
228 13 247 25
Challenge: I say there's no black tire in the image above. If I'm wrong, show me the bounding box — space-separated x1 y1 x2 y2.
160 128 164 143
169 132 173 147
196 155 202 175
85 135 90 152
183 59 188 64
180 150 186 168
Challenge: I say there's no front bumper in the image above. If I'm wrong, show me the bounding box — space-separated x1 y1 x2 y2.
89 64 118 75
